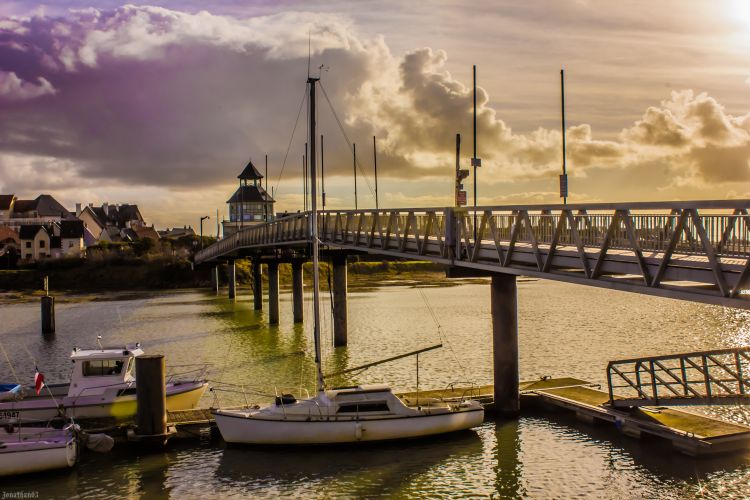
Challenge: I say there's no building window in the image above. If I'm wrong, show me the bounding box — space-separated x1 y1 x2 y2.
25 242 31 248
39 240 45 248
68 241 74 248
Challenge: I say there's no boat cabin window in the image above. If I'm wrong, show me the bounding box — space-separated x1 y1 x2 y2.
337 402 390 414
82 359 126 376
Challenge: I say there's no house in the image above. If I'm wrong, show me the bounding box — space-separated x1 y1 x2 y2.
223 159 275 237
19 225 51 261
0 195 15 219
76 202 147 244
134 226 160 241
0 194 73 231
159 226 196 240
60 220 85 257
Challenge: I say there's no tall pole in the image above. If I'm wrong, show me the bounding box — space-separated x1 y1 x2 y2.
373 135 379 210
304 143 308 212
216 208 219 239
308 77 324 392
455 133 461 206
321 134 326 209
473 64 478 242
561 68 568 205
265 154 268 221
353 143 358 210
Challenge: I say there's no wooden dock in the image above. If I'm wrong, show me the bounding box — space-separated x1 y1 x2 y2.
107 378 750 456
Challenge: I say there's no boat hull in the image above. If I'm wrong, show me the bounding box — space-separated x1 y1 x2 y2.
0 381 208 422
214 408 484 445
0 428 77 476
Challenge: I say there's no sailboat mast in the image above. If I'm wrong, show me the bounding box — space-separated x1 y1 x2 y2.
308 76 324 392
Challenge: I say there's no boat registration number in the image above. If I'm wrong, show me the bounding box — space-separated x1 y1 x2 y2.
0 410 20 420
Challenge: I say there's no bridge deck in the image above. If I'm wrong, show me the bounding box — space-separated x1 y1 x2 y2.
195 201 750 308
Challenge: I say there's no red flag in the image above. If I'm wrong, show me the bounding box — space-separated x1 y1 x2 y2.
34 367 45 395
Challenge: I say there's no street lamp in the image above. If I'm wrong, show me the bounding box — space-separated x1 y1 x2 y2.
200 216 210 249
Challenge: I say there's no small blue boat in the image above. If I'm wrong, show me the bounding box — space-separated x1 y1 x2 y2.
0 384 21 402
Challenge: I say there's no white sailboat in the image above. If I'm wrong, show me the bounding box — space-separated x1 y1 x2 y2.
213 77 484 445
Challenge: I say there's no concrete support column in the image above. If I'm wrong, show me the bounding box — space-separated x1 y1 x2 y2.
252 260 262 310
227 261 236 300
41 296 55 335
332 255 348 347
491 273 519 416
292 261 304 323
268 261 279 324
211 266 219 294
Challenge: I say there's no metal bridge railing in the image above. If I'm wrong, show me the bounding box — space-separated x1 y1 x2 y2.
607 347 750 407
194 201 750 307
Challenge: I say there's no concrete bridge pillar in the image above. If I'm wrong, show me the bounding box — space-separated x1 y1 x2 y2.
252 260 262 310
211 266 219 294
332 255 348 347
491 273 519 416
292 261 304 323
227 261 236 300
268 261 279 324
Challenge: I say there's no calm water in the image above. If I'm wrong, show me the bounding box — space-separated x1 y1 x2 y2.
1 279 750 498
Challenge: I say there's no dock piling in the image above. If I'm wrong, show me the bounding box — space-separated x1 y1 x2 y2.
292 261 303 323
253 260 262 310
227 261 236 300
268 261 279 324
211 266 219 294
491 273 519 416
41 295 55 335
131 354 173 446
333 255 348 347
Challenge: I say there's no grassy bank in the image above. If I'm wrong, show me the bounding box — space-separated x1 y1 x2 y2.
0 259 449 294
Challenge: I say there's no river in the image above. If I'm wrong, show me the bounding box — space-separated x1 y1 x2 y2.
1 279 749 498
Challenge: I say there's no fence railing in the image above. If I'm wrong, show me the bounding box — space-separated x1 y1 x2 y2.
607 347 750 407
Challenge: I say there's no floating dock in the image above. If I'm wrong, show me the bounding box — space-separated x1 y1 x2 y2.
402 378 750 457
81 378 750 456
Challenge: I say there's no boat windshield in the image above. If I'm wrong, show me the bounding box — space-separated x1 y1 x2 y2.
82 359 126 376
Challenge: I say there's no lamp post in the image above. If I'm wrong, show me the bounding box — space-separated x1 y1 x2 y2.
200 216 210 249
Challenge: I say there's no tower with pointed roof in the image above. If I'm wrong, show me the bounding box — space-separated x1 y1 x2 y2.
223 159 275 237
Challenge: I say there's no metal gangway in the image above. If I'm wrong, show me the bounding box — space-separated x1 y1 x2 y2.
607 347 750 407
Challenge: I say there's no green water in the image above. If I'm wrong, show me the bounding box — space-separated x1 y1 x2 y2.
1 280 749 498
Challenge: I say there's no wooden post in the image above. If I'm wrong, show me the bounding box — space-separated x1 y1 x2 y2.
41 296 55 334
211 266 219 294
253 260 262 310
268 261 279 324
227 260 236 300
491 273 519 416
135 355 167 437
292 261 303 323
332 255 348 347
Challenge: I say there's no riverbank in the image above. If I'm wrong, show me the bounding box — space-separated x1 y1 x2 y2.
0 259 472 301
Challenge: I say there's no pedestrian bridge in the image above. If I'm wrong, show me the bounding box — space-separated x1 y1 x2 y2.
195 200 750 309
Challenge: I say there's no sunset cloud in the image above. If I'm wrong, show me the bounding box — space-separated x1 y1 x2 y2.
0 3 748 227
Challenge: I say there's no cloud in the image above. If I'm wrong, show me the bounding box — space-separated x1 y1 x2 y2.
0 70 55 100
0 4 748 226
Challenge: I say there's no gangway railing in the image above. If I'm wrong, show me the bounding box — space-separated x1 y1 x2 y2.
607 346 750 407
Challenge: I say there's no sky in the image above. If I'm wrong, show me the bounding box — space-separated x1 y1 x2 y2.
1 0 750 230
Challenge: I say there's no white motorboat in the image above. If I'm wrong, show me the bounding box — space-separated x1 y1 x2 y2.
0 422 79 476
0 344 208 422
213 77 484 445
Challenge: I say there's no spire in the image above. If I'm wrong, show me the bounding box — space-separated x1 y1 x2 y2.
238 159 263 181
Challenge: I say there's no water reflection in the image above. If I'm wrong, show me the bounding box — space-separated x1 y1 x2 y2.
2 283 750 497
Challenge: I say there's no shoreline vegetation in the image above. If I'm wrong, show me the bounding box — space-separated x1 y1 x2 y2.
0 253 487 303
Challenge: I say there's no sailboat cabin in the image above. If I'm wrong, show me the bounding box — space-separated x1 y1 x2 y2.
222 160 275 237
